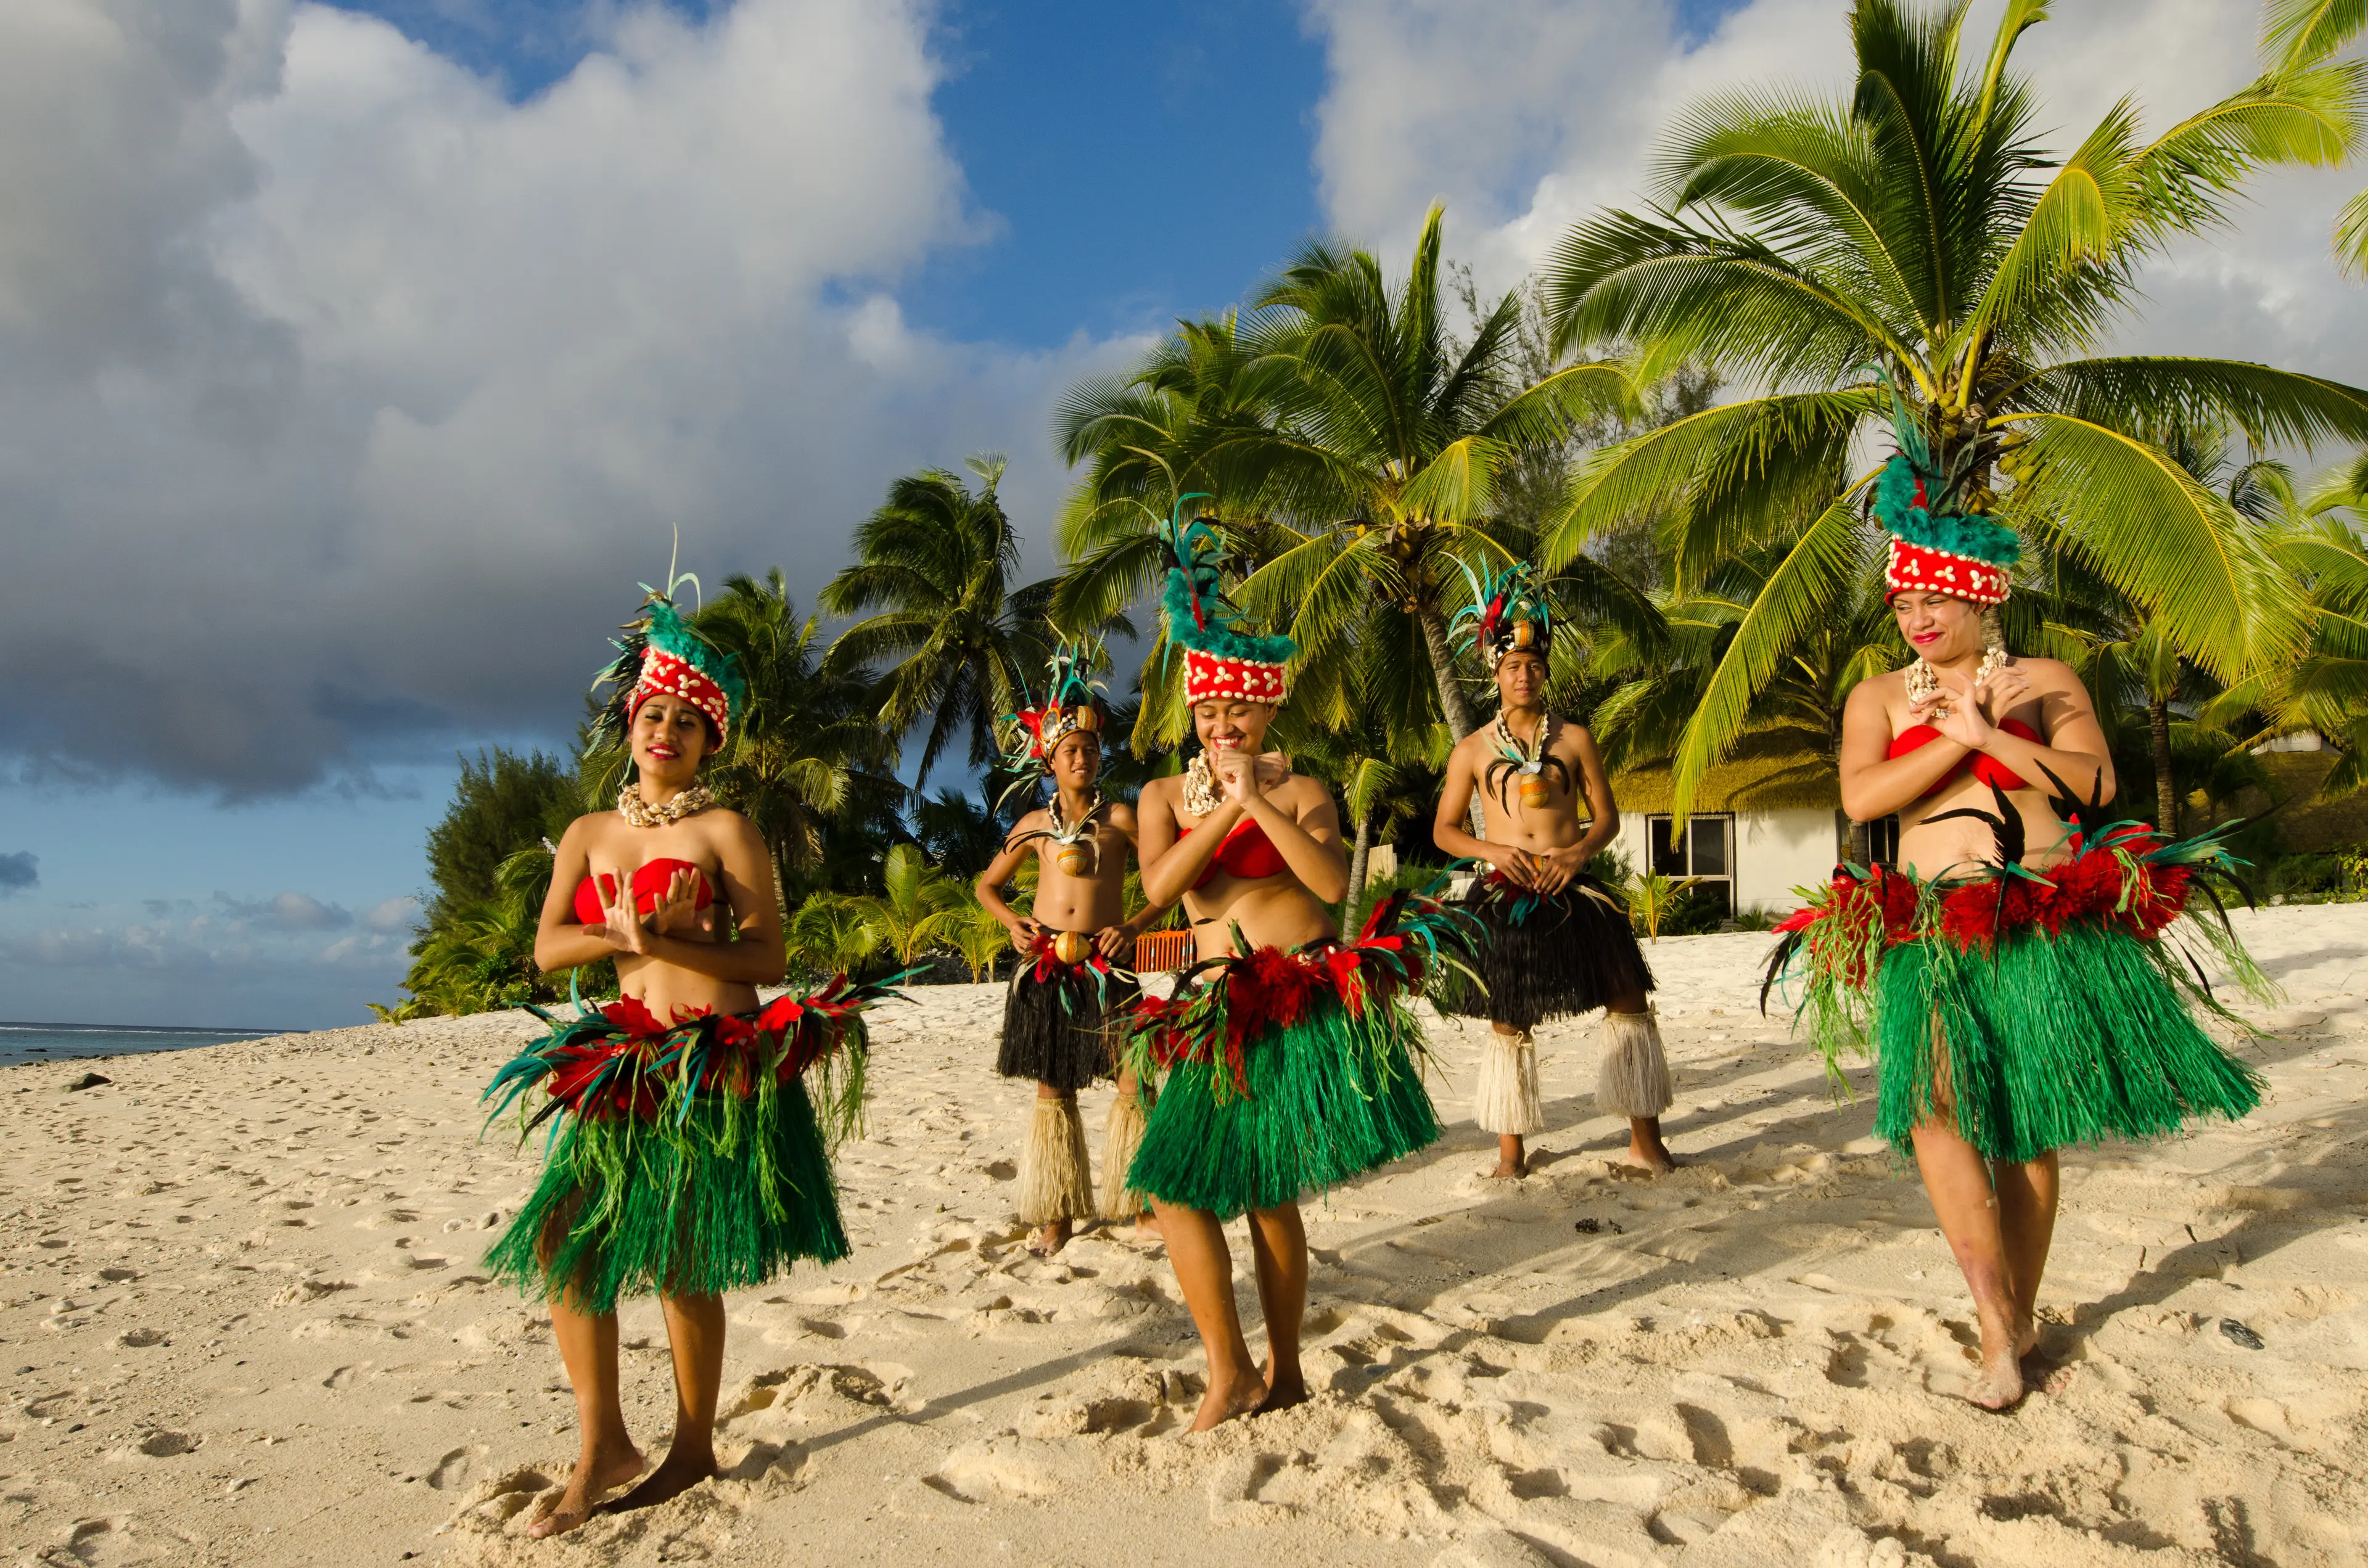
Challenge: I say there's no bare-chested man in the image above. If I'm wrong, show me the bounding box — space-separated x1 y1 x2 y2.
1434 562 1674 1178
976 647 1163 1256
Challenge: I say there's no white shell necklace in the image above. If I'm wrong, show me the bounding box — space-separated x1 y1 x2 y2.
1048 789 1103 845
1181 752 1224 819
617 783 713 828
1904 647 2005 720
1491 710 1555 773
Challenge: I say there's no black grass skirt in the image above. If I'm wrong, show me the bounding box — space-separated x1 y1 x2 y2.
1445 872 1655 1032
996 956 1140 1091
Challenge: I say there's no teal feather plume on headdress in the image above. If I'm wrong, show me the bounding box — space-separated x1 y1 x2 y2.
1157 495 1295 667
589 586 749 752
1449 557 1555 663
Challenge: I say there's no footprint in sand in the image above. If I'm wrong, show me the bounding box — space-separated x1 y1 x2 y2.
134 1429 200 1458
425 1443 487 1490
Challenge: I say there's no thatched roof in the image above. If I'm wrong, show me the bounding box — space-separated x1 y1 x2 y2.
1609 741 1840 815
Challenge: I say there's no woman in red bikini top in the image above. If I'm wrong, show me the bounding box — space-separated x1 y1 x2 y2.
1838 588 2114 880
1137 698 1349 961
535 698 783 1026
506 586 808 1541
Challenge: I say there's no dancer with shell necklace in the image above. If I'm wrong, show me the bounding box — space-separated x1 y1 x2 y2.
481 574 905 1535
1433 560 1673 1178
1127 504 1473 1431
1765 377 2268 1409
975 643 1167 1257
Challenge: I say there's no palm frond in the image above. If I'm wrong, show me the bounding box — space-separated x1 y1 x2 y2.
2005 412 2311 678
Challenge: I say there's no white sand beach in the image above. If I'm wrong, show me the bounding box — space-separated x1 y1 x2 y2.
6 905 2367 1567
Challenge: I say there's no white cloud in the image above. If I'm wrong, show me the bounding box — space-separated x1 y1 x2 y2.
1304 0 2368 392
216 889 350 930
0 0 1119 794
361 893 420 932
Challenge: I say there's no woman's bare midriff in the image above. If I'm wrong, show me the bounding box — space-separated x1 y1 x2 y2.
612 946 756 1022
1183 872 1334 960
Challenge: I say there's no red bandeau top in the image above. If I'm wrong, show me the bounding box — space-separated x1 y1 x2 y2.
1178 819 1288 890
572 858 715 924
1889 716 2044 797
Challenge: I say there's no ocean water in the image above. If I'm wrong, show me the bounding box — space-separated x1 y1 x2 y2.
0 1021 287 1070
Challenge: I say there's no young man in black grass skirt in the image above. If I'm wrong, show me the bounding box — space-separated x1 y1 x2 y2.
1433 562 1674 1178
975 646 1163 1257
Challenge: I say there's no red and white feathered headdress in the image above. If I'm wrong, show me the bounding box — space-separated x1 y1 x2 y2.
1161 498 1293 705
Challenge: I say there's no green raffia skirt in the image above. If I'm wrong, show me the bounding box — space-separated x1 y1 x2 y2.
1764 819 2269 1164
480 976 902 1314
1863 922 2264 1162
1122 893 1475 1218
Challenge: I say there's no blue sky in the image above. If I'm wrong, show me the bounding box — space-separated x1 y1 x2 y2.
2 0 2359 1029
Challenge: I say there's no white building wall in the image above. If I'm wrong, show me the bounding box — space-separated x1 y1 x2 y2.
1609 807 1838 917
1735 808 1841 914
1611 813 1655 887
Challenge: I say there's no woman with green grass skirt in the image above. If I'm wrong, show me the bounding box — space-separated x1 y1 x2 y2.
1763 384 2267 1413
1124 504 1472 1434
479 573 902 1538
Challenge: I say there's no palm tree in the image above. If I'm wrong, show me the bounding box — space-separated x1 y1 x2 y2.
845 842 966 969
2261 0 2368 274
1051 312 1302 663
1232 206 1640 742
1054 213 1647 752
2203 454 2368 794
1540 0 2368 823
1286 694 1448 917
692 570 886 901
942 900 1014 983
910 784 1018 881
822 456 1057 781
784 894 886 983
2056 427 2287 829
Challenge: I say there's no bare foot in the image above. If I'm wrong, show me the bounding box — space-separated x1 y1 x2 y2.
1965 1302 2026 1411
2015 1314 2041 1360
527 1443 643 1538
1483 1135 1529 1179
1130 1212 1164 1246
1255 1361 1307 1415
606 1443 718 1515
1966 1355 2026 1411
1190 1368 1268 1433
1026 1220 1072 1258
1621 1137 1677 1175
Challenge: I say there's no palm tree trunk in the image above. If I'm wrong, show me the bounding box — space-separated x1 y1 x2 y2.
2150 699 2176 833
1416 599 1478 739
1415 598 1487 838
1344 810 1373 924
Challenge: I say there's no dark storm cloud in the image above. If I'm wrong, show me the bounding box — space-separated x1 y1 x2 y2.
0 0 1120 798
0 853 36 893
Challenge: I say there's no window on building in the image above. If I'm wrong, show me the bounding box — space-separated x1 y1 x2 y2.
1645 813 1734 921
